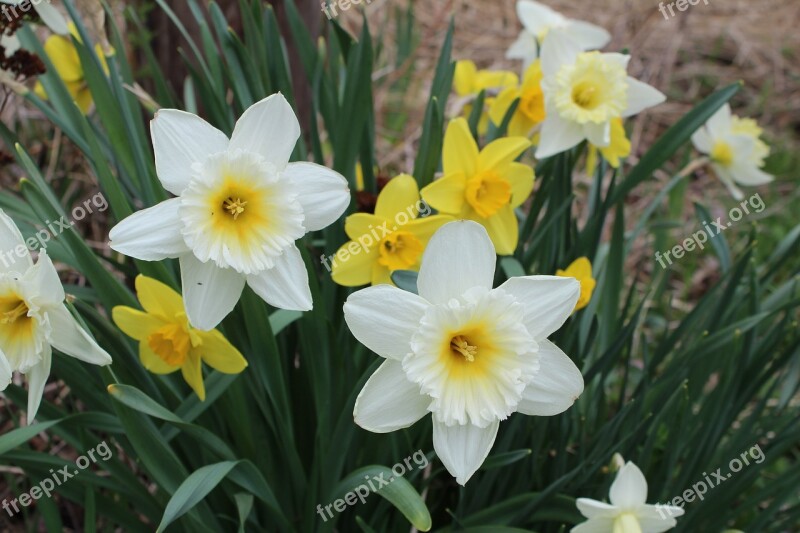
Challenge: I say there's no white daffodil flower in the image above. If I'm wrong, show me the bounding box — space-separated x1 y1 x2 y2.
507 0 610 69
572 461 684 533
109 93 350 330
0 0 68 55
691 104 773 200
344 220 584 485
535 30 666 160
0 210 112 422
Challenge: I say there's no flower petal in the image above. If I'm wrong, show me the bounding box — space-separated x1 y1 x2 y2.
0 209 33 273
109 199 190 261
420 173 467 215
151 110 229 195
23 251 65 308
540 28 582 78
691 127 713 154
571 517 615 533
375 174 420 221
585 121 611 148
44 35 82 82
330 241 379 287
609 461 649 508
729 163 773 186
433 419 499 485
508 162 535 208
443 118 479 178
637 504 684 532
568 21 611 51
417 221 496 304
535 112 586 159
25 345 51 423
180 254 246 330
478 137 531 172
181 351 206 401
283 162 350 231
112 306 165 341
623 77 666 118
0 350 12 391
229 93 300 170
195 330 248 374
140 342 179 374
517 0 564 34
344 285 429 360
576 498 619 519
518 339 583 416
468 204 519 256
246 244 312 312
135 275 185 319
47 304 113 365
498 275 579 339
34 2 69 34
354 359 429 433
506 30 538 65
706 103 732 138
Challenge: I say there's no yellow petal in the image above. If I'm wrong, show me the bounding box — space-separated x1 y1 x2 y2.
469 204 518 255
370 261 394 286
195 330 247 374
575 277 597 311
488 86 521 129
73 85 94 114
507 162 535 208
374 174 421 221
443 118 479 178
44 34 83 82
135 275 184 320
402 215 456 244
181 351 206 400
600 118 631 168
112 306 165 341
331 241 378 287
344 213 386 241
586 145 599 176
570 257 593 279
420 172 467 215
478 137 531 172
453 60 478 96
475 70 518 90
34 81 47 100
139 342 180 375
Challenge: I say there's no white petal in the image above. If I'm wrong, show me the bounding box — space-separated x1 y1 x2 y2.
344 285 429 361
518 339 583 416
25 345 51 423
571 518 615 533
180 254 246 330
713 165 745 201
151 110 229 195
229 93 300 170
535 112 586 159
246 244 311 312
576 498 619 519
517 0 564 34
638 504 684 532
568 21 612 51
602 52 631 71
433 419 499 485
623 77 666 117
283 162 350 232
497 275 579 339
609 462 649 509
0 209 33 273
585 121 611 147
730 163 773 186
23 250 65 308
691 127 713 154
540 28 582 78
34 2 69 34
0 350 12 391
506 30 537 64
109 199 190 261
47 304 112 365
417 221 496 304
354 360 429 433
706 103 732 138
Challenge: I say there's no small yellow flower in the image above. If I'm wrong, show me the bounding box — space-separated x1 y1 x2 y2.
332 174 453 286
586 117 631 174
454 60 518 135
34 24 111 114
489 60 546 138
420 118 533 255
112 275 247 400
556 257 596 311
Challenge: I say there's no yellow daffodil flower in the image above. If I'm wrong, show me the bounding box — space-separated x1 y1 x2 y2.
489 60 546 138
556 257 596 312
34 24 110 114
585 118 631 175
332 174 453 286
454 60 518 135
420 118 533 255
112 275 248 400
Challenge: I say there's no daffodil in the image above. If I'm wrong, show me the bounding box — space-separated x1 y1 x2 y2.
507 0 610 68
691 104 773 200
535 30 665 160
586 118 631 174
572 461 684 533
34 23 110 114
454 60 518 135
420 118 533 255
344 221 584 484
332 174 453 286
109 93 350 330
112 275 247 400
489 60 546 138
556 257 596 312
0 209 112 421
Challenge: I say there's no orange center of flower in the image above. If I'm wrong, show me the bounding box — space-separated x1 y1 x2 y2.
465 170 512 218
147 322 191 366
377 231 424 271
520 87 546 123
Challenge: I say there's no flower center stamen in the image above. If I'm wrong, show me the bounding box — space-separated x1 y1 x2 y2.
465 171 512 218
572 83 599 109
450 335 478 362
223 197 248 220
377 231 424 271
147 323 191 366
711 140 735 167
1 300 28 324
